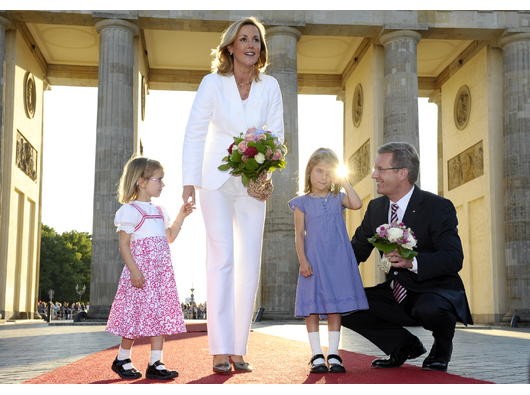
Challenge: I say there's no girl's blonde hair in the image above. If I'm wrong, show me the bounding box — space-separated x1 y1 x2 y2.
211 16 268 81
304 148 342 195
117 156 163 203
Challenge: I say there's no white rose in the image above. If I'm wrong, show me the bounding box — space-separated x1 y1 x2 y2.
255 152 265 164
404 237 417 249
387 227 404 242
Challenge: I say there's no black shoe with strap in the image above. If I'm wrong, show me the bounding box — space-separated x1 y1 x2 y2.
371 337 426 368
146 360 178 380
327 354 346 373
111 358 142 380
309 353 328 373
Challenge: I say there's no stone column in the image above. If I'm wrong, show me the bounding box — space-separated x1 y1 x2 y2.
380 30 421 149
499 33 530 322
0 17 10 227
260 26 301 320
89 19 138 319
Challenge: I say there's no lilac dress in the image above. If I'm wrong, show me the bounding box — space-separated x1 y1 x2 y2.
289 193 368 317
106 201 186 338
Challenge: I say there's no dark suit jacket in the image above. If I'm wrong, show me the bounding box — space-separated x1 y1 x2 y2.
352 186 473 325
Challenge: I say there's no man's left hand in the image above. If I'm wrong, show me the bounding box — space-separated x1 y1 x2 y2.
384 251 413 269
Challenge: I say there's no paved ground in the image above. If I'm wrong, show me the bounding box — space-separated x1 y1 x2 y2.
0 319 528 385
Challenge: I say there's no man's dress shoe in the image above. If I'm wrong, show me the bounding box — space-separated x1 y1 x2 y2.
422 342 452 371
422 359 449 371
371 338 426 368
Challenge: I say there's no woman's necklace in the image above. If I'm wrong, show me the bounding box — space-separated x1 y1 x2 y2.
236 79 251 87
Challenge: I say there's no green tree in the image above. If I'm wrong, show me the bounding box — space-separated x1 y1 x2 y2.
39 225 91 302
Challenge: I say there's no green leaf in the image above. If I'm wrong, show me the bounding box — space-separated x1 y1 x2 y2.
218 164 232 171
397 246 418 259
230 150 242 162
241 173 250 186
244 158 259 171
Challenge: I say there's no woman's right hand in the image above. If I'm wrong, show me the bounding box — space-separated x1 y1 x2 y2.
182 185 196 205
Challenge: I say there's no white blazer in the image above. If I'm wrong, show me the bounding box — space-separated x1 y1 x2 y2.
182 72 284 191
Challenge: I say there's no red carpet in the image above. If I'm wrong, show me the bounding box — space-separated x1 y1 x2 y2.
25 322 490 384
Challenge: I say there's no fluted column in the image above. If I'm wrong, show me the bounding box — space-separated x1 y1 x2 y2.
261 26 301 319
499 32 530 322
380 30 421 149
89 19 138 319
0 17 10 225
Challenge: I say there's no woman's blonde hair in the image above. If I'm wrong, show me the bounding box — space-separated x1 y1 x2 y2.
117 156 163 203
304 148 342 195
211 16 268 81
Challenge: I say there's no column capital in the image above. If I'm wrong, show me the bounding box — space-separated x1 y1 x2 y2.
499 32 530 48
95 18 139 36
0 16 13 30
428 89 442 106
266 26 301 41
379 30 421 46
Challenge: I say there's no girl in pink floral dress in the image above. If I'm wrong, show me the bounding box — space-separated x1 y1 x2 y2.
106 156 195 380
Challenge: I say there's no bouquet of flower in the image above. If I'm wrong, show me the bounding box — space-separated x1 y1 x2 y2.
218 128 287 200
368 222 418 273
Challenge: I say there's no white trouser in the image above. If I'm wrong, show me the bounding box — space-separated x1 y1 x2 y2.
199 176 266 356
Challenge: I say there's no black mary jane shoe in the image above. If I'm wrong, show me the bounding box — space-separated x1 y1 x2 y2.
309 354 328 373
111 358 142 380
146 360 179 380
327 354 346 373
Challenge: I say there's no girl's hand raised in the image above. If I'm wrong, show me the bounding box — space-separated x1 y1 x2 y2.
180 201 196 217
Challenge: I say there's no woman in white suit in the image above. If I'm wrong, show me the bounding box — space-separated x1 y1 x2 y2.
181 16 284 374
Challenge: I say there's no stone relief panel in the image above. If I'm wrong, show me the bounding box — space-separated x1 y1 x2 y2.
348 139 370 185
24 72 36 119
447 140 483 190
16 130 38 181
352 83 363 127
454 84 471 130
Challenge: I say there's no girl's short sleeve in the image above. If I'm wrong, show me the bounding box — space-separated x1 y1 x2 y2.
114 204 141 234
288 196 305 213
158 205 171 228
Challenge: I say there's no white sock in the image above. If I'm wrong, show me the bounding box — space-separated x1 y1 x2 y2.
328 331 342 364
117 347 133 370
328 331 341 355
308 332 325 364
150 350 164 369
117 346 131 360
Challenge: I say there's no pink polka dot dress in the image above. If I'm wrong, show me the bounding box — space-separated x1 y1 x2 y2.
106 201 186 339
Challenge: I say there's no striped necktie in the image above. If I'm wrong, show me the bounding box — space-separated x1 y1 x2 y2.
390 202 406 303
393 280 407 303
391 203 399 224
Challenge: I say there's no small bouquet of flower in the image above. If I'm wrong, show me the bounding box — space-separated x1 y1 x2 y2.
218 128 287 200
368 222 418 273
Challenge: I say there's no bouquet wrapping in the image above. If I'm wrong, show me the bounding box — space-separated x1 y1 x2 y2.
218 128 287 200
368 222 418 273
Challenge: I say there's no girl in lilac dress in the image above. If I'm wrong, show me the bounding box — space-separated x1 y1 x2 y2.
289 148 368 374
106 156 195 380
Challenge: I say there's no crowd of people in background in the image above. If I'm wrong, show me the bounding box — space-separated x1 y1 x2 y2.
36 300 207 321
181 302 207 320
37 300 89 321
